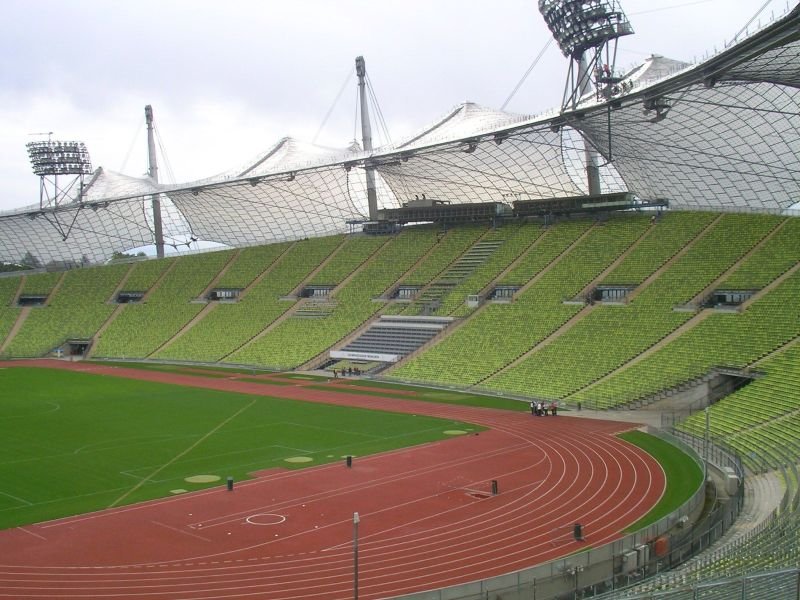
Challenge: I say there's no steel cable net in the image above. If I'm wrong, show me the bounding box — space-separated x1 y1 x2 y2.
0 199 156 266
1 6 798 265
725 39 800 88
574 81 800 210
169 165 378 248
376 125 586 204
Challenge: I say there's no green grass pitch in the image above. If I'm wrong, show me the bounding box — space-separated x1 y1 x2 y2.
0 367 480 530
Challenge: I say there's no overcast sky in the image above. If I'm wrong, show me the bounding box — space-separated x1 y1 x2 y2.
0 0 791 212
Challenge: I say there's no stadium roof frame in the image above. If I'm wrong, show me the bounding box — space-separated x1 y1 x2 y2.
1 4 798 266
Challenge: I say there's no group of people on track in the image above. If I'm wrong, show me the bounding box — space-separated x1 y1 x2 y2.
530 400 557 416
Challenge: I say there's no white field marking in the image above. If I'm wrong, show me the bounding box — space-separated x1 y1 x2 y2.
316 436 655 580
107 398 258 508
10 428 648 584
279 420 382 440
328 425 601 558
73 433 188 455
51 418 644 584
25 406 636 580
17 527 46 541
0 401 60 420
189 441 532 530
119 444 313 485
151 520 212 543
245 514 286 526
0 490 32 506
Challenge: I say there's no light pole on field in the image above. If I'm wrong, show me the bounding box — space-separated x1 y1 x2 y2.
353 511 360 600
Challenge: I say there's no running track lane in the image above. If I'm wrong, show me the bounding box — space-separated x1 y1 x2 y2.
0 360 666 599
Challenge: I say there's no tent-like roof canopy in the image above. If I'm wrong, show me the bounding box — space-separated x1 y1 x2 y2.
1 4 798 266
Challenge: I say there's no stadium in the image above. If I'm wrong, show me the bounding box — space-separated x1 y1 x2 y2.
0 1 799 599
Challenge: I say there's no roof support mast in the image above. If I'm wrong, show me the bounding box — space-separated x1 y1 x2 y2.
539 1 633 197
145 104 165 258
355 56 379 221
577 57 602 196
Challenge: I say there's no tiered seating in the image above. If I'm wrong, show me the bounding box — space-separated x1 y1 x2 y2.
19 271 62 297
338 316 451 357
93 251 234 358
434 221 545 316
391 215 648 386
625 460 800 593
0 276 21 306
402 225 487 286
721 216 800 289
574 267 800 408
155 236 344 362
226 227 439 369
120 257 175 292
678 343 800 471
308 235 386 285
214 242 292 289
0 277 22 350
485 213 780 398
601 211 716 285
498 219 592 285
5 264 130 356
406 238 502 315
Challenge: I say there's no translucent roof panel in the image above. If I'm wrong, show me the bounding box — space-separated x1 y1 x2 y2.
0 198 157 266
170 165 373 248
376 124 586 205
392 102 534 150
82 168 162 202
0 5 797 265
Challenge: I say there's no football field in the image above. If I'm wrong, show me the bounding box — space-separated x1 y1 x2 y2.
0 366 479 529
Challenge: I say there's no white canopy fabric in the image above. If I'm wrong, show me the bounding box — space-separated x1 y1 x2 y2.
1 5 798 266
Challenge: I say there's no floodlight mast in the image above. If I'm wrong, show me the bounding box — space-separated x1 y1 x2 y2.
26 139 93 210
355 56 379 221
145 105 165 259
539 0 633 196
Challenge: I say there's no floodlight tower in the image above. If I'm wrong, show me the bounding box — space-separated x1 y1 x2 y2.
26 138 93 209
145 105 166 258
539 0 633 195
355 56 379 221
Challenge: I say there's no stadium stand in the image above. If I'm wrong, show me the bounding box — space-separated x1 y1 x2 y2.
481 213 783 399
307 235 388 286
92 251 234 358
0 276 22 307
719 216 800 290
18 271 62 298
433 221 546 316
573 265 800 409
390 214 649 386
335 315 452 358
227 226 439 369
214 242 293 289
153 236 344 363
678 342 800 472
4 264 130 357
118 257 175 294
600 211 717 286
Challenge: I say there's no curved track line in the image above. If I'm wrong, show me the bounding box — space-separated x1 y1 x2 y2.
0 360 666 600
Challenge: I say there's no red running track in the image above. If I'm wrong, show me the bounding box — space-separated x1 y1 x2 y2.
0 361 665 599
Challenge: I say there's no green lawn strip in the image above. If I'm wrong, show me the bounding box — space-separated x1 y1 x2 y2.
235 377 297 386
274 373 330 381
88 360 269 378
0 367 477 529
311 382 529 412
618 430 704 532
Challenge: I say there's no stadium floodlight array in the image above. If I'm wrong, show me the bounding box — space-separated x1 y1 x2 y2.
538 0 633 59
26 140 93 177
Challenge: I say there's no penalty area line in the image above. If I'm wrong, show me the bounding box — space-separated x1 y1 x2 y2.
107 398 258 509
